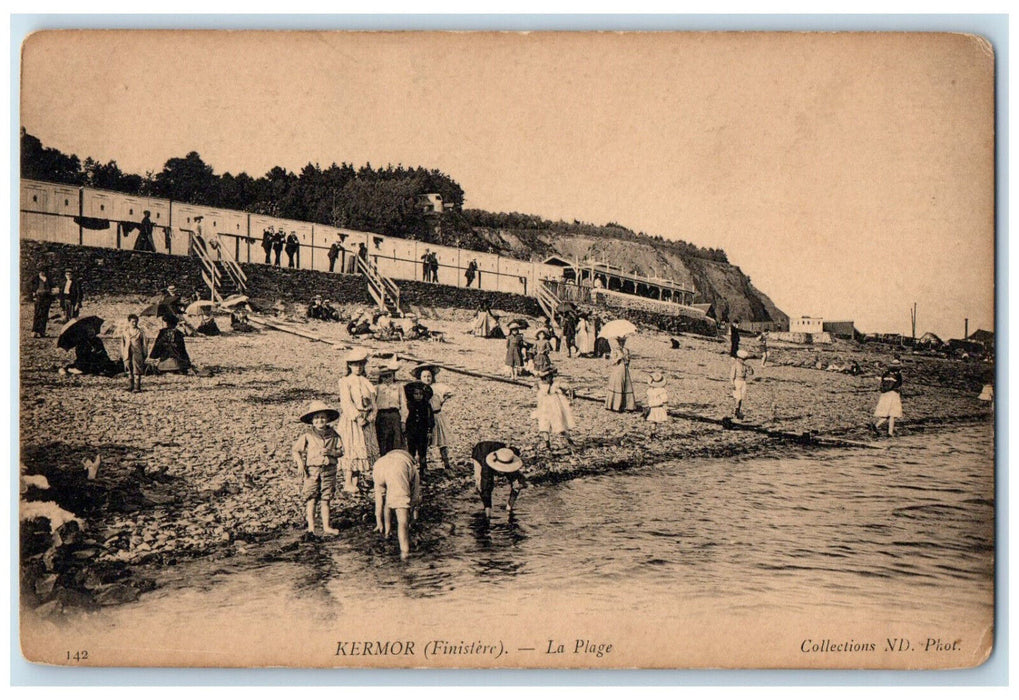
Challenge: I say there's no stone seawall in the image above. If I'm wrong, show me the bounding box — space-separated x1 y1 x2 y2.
20 241 544 316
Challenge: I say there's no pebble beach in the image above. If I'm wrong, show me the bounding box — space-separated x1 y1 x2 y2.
19 296 994 613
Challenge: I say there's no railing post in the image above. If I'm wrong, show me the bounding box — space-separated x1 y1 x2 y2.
77 187 84 245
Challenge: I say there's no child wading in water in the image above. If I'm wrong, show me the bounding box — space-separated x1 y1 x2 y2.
121 313 148 393
645 371 669 437
870 358 903 437
730 349 754 420
532 368 577 453
292 401 343 537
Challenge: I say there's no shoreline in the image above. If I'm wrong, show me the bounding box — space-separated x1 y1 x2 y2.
19 296 994 615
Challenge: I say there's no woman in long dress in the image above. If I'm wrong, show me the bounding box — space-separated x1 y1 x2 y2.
605 336 637 412
413 364 454 471
576 314 595 356
337 348 379 492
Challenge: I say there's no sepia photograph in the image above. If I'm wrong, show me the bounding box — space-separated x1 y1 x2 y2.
16 28 996 670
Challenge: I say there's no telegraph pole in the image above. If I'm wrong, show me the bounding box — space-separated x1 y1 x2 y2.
910 302 917 341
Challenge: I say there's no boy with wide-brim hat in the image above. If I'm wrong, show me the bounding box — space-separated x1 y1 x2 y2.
292 400 343 537
471 442 528 521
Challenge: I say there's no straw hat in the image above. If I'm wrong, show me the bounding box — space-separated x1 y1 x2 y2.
889 358 902 367
344 347 371 364
648 372 666 386
736 349 749 359
300 400 339 424
507 321 522 331
486 447 523 473
376 358 401 377
535 329 548 340
410 363 440 379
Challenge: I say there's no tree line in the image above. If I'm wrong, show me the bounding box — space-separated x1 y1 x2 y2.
21 129 727 262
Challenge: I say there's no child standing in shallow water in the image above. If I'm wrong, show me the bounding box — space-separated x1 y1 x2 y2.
292 401 343 536
730 349 754 420
645 372 669 437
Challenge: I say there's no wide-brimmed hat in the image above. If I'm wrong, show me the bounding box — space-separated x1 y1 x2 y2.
889 359 902 367
736 349 749 359
404 381 433 401
486 447 523 473
300 400 339 424
410 363 440 379
344 347 371 364
648 372 666 386
535 329 548 339
376 359 401 376
194 215 204 221
166 285 178 293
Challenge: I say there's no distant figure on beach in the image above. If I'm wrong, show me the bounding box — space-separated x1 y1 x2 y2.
328 241 341 273
61 322 122 378
645 371 669 437
157 284 184 319
730 319 741 358
560 310 577 358
59 269 84 322
759 332 769 368
605 337 637 412
262 226 274 264
505 322 525 378
373 449 421 560
121 313 148 393
147 314 193 374
472 442 528 521
540 317 560 353
292 401 342 537
592 316 611 358
471 304 502 338
870 358 903 437
576 313 595 356
30 269 55 338
337 348 379 493
532 330 553 376
730 349 754 420
533 368 577 453
374 360 407 456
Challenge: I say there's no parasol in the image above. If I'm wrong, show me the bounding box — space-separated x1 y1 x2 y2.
57 316 105 350
598 319 638 339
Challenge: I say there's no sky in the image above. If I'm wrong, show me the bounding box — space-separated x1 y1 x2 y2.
20 30 995 339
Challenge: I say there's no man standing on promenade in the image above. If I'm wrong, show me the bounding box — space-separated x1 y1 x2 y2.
285 231 300 268
134 211 156 252
272 229 285 267
262 226 274 264
421 249 432 281
328 241 341 272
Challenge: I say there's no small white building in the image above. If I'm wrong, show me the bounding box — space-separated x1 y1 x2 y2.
789 316 824 334
418 193 445 214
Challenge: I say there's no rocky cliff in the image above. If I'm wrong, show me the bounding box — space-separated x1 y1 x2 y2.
469 226 787 325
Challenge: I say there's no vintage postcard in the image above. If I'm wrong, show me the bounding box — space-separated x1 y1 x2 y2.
17 30 995 669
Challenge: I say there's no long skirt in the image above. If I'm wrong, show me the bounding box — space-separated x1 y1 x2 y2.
337 414 379 474
533 394 577 434
605 364 637 411
593 337 611 358
375 409 406 455
32 299 52 335
430 411 451 448
873 391 903 419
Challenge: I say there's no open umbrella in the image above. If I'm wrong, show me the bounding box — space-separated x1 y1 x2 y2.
185 300 217 315
220 295 249 308
598 319 637 339
57 315 105 350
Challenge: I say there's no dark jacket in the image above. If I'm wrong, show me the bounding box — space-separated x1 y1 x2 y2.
59 279 84 307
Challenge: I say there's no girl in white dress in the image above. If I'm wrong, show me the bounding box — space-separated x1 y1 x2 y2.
576 314 595 356
337 347 379 492
645 371 669 437
532 368 577 453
